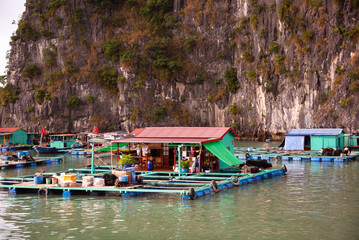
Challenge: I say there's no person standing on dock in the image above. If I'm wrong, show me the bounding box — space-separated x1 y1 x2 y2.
33 145 39 156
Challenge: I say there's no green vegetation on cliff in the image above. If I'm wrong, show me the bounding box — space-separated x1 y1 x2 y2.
1 0 359 134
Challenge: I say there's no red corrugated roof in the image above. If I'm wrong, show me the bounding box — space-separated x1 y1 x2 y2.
131 128 144 136
0 128 21 133
113 127 237 144
136 127 237 138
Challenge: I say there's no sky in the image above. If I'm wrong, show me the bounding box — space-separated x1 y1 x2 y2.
0 1 26 76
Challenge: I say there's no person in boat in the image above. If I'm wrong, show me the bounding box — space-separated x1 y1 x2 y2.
343 147 351 156
33 145 39 155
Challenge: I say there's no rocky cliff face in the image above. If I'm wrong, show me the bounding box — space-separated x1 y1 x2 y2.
0 0 358 139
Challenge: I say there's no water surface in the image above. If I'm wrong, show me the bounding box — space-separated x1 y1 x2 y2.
0 146 358 239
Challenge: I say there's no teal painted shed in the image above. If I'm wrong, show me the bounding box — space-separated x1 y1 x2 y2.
0 128 29 146
284 129 344 151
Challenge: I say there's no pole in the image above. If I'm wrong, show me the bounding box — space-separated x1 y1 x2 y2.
91 143 95 174
40 133 43 146
110 143 113 170
116 143 119 168
178 145 182 177
198 144 202 174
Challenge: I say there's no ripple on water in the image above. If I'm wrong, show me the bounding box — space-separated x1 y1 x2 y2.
0 157 358 239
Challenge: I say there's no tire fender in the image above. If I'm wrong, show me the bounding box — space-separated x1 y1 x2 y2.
211 180 219 192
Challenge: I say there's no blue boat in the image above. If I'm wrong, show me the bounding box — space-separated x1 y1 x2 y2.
34 134 80 153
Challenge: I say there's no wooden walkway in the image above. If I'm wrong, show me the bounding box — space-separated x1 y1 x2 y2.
0 167 287 200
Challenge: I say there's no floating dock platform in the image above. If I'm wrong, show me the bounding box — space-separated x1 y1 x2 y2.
1 146 33 152
0 156 63 169
0 166 286 200
235 148 359 162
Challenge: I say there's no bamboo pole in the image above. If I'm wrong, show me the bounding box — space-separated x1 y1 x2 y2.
110 143 113 170
91 143 95 174
116 143 119 169
198 144 202 174
178 145 182 177
40 133 43 146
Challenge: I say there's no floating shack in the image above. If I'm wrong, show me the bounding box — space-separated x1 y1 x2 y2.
284 129 345 151
35 134 78 153
0 127 286 200
50 134 78 148
235 128 359 162
112 127 242 171
0 128 30 146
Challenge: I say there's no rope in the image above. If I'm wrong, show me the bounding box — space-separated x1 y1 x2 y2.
93 152 113 170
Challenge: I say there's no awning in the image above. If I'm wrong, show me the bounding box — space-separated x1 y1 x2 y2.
96 142 129 152
0 133 12 136
88 138 108 143
204 141 243 166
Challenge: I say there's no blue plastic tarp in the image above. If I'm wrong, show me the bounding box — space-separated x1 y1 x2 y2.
284 136 304 150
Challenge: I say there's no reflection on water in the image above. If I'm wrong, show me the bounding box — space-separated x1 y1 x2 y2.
234 141 280 149
0 151 359 239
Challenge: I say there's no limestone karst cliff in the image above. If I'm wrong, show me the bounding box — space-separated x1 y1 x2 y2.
0 0 358 139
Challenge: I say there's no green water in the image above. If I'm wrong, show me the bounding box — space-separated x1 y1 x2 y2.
0 147 359 239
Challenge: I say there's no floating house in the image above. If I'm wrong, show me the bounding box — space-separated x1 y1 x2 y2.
0 128 287 200
0 128 29 146
50 134 78 148
112 127 242 171
284 128 345 151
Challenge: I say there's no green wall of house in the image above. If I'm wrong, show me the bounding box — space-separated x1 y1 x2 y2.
311 134 344 150
1 129 29 145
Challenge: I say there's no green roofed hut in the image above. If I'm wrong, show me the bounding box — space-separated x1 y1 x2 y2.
284 128 345 151
0 128 29 146
112 127 243 173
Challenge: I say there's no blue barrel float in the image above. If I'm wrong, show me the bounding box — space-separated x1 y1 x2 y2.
63 191 71 197
240 179 248 184
8 189 18 195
